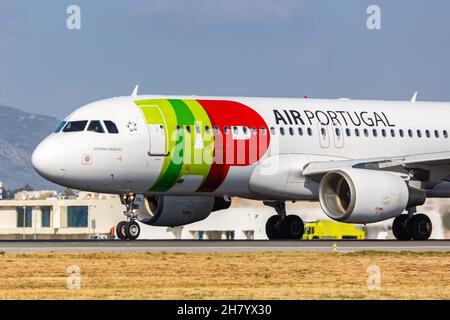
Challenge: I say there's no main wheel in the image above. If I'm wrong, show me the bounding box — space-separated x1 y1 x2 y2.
125 221 141 240
116 221 128 240
410 214 432 241
265 215 282 240
392 215 412 240
281 215 304 240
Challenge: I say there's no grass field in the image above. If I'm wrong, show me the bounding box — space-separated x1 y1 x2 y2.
0 251 449 299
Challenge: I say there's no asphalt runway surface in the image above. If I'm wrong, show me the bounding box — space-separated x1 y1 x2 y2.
0 240 449 253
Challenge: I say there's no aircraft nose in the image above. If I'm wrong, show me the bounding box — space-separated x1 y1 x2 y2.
32 137 66 182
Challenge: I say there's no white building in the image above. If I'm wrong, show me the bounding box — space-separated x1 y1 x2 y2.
0 195 124 239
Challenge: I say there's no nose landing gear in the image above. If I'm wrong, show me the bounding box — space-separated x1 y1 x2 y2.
264 201 305 240
115 194 141 240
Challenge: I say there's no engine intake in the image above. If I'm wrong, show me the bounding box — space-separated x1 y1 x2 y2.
319 168 425 223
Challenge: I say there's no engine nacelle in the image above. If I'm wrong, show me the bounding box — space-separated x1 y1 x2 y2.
137 196 229 227
319 168 425 223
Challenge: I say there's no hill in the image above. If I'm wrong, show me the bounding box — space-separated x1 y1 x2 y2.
0 105 61 190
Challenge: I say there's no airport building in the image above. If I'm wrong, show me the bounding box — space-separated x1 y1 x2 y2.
0 189 446 240
0 191 124 240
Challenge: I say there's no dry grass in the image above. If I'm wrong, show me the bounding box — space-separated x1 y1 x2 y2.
0 251 449 300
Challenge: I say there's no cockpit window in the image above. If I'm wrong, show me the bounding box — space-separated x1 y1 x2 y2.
55 121 67 133
103 120 119 134
62 121 88 132
87 120 105 133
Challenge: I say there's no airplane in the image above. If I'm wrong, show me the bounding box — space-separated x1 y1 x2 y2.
31 88 449 241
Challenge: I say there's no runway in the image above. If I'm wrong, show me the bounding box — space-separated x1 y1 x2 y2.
0 240 450 253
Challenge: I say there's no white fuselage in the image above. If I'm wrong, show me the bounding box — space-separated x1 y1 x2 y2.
32 95 450 200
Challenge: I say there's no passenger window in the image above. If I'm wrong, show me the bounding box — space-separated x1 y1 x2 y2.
55 121 67 133
270 127 276 135
63 120 88 132
196 126 201 134
307 128 313 136
417 130 422 138
186 125 192 133
372 129 377 137
408 129 413 138
103 120 119 134
346 128 351 137
205 126 211 134
251 127 257 135
298 128 303 136
390 129 396 137
425 130 431 138
363 129 369 137
321 128 326 136
444 130 448 139
243 127 249 135
335 128 341 137
87 120 105 133
435 130 440 138
280 127 285 135
355 128 360 137
260 127 267 135
289 127 294 136
224 126 229 134
176 125 182 134
381 129 386 137
233 126 238 135
214 126 220 134
399 129 404 138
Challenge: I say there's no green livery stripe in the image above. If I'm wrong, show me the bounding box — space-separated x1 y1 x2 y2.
182 99 214 185
135 99 217 192
148 99 193 192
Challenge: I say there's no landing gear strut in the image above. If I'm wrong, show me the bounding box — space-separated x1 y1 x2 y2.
392 208 432 241
116 194 141 240
264 201 304 240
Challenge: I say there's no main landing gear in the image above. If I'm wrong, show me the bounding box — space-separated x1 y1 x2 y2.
264 201 304 240
116 194 141 240
392 208 432 241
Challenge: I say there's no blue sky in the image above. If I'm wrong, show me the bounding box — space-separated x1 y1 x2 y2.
0 0 449 119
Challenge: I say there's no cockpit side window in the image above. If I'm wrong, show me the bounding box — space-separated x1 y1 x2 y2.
55 121 67 133
62 120 88 132
87 120 105 133
103 120 119 134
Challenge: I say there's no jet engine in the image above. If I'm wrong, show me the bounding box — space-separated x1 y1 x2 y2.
137 196 231 227
319 168 426 223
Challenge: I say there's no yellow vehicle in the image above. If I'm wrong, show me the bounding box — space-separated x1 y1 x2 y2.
303 220 365 240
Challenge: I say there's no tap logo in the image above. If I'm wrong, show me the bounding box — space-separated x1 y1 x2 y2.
135 99 270 193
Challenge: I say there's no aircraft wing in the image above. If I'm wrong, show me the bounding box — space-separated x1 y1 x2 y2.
302 151 450 176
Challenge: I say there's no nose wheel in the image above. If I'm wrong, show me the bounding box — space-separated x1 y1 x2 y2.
116 221 128 240
116 221 141 240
